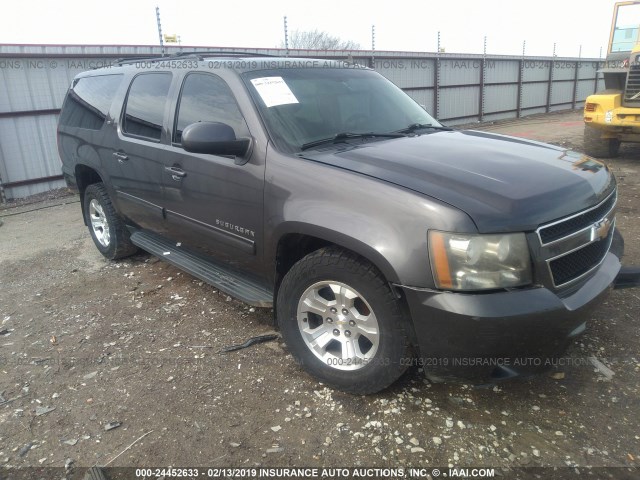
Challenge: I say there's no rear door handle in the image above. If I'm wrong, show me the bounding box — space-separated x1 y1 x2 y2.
165 166 187 180
112 152 129 163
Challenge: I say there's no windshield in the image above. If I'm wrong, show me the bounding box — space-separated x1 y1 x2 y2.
610 3 640 53
242 67 440 152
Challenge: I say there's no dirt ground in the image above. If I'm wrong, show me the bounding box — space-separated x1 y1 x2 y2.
1 111 639 479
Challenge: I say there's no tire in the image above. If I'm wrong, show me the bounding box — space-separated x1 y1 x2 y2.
83 183 138 260
584 124 620 158
277 247 410 394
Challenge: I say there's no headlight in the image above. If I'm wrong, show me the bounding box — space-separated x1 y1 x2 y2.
428 231 532 291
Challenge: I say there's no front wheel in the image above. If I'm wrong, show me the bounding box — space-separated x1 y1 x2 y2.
277 247 411 394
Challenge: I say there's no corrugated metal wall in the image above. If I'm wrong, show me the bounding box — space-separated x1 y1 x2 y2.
0 44 604 200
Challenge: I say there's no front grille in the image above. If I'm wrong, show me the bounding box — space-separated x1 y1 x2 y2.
549 229 614 286
624 65 640 105
539 192 616 244
537 190 617 288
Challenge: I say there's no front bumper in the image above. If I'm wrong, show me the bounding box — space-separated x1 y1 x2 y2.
400 243 624 382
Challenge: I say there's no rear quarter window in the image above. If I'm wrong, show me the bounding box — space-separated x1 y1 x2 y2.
59 74 123 130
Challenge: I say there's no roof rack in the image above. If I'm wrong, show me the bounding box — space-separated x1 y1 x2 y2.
115 50 276 65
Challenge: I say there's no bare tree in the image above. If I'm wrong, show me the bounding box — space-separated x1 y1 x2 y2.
282 29 360 50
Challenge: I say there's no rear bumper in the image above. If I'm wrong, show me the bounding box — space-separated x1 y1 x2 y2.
584 93 640 136
584 111 640 132
400 242 624 382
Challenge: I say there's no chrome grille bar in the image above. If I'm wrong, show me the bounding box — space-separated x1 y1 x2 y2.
536 190 617 288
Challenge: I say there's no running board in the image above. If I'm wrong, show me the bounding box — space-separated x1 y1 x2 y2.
130 231 273 307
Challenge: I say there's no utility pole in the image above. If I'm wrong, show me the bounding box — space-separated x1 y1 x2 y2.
370 25 375 69
480 36 487 122
283 16 289 56
156 6 165 56
371 25 375 51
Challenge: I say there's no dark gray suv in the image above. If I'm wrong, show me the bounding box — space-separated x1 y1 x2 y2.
57 53 636 394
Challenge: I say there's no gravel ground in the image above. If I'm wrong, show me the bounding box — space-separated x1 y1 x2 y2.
0 111 639 479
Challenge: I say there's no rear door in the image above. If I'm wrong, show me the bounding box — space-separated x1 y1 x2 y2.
160 72 265 271
106 72 173 231
58 73 123 183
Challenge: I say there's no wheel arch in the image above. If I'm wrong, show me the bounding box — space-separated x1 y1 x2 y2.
75 164 105 225
273 224 402 287
272 226 419 350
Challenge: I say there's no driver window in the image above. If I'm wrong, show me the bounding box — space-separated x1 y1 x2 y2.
174 73 249 144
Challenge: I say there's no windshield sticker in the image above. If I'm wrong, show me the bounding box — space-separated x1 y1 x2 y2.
250 77 299 107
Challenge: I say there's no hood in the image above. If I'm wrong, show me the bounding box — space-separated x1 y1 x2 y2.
300 130 616 233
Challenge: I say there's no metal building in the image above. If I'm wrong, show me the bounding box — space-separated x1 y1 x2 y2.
0 44 604 200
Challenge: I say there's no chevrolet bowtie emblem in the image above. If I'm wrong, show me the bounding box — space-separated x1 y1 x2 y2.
593 218 612 241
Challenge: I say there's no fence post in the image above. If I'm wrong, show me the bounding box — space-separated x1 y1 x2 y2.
479 58 485 122
572 60 580 110
546 59 554 113
434 57 440 120
517 41 525 118
479 36 486 122
547 44 556 113
434 32 441 120
517 58 523 118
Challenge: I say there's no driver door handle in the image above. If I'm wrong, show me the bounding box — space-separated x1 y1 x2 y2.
165 166 187 180
112 152 129 163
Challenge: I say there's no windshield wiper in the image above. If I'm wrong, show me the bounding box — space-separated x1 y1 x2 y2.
397 123 453 133
300 132 407 151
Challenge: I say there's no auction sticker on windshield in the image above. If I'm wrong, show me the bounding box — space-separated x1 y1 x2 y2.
250 76 299 107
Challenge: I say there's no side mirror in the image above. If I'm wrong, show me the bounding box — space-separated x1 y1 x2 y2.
182 122 250 157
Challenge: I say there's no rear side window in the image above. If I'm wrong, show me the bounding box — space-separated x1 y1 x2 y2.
122 73 172 141
174 73 248 144
59 75 123 130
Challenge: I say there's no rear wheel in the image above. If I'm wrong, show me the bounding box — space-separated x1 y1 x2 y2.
277 247 410 394
584 124 620 158
83 183 138 260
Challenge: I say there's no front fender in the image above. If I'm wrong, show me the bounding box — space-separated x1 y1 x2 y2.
265 150 478 288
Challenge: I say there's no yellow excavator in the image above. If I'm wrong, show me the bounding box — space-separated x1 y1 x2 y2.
583 1 640 157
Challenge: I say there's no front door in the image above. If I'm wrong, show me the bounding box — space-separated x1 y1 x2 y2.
161 72 265 272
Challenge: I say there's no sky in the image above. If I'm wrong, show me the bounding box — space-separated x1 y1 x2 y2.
0 0 627 58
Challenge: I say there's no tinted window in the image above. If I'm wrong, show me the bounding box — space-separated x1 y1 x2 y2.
174 73 248 144
123 73 172 141
59 75 123 130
